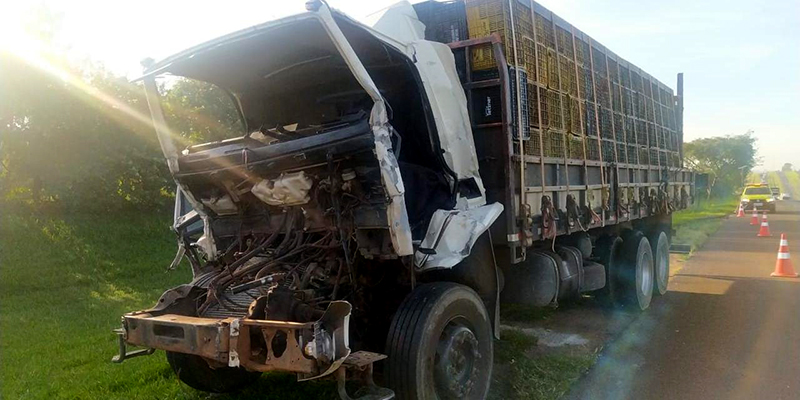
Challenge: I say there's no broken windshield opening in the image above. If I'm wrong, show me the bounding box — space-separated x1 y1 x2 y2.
159 77 245 145
152 17 373 152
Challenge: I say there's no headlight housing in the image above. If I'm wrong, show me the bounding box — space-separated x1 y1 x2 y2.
741 198 750 202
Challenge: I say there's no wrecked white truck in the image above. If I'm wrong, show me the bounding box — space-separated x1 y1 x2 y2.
113 1 694 399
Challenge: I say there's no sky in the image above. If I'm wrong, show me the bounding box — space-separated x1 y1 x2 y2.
2 0 798 170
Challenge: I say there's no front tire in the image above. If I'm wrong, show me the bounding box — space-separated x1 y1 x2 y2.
166 351 261 393
385 282 493 400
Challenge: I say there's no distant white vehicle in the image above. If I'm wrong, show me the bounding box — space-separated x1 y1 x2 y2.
781 193 792 200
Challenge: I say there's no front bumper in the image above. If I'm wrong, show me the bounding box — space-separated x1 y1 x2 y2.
117 301 352 381
741 201 775 211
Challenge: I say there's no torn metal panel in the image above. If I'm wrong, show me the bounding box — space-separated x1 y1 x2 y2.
364 1 425 44
316 4 414 256
414 202 504 270
410 40 486 207
363 1 486 207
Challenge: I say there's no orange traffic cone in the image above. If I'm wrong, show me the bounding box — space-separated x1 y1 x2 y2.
771 234 798 278
750 207 759 225
757 212 772 237
736 204 745 217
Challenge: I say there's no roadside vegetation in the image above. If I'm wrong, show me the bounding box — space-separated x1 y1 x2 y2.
490 330 596 400
671 197 738 253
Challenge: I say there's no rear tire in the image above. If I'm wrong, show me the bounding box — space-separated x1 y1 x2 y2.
385 282 493 400
166 351 261 393
594 235 624 306
649 230 670 296
619 231 654 310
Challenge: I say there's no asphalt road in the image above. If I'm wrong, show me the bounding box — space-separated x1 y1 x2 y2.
566 201 800 400
778 171 800 199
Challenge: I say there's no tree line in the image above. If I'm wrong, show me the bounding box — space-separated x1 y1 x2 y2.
1 50 240 213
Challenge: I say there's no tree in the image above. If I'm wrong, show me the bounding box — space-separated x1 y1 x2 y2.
161 78 244 144
684 132 758 199
782 163 793 172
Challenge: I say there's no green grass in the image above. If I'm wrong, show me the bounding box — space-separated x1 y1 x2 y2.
671 197 738 252
785 171 800 198
490 330 597 400
0 210 337 399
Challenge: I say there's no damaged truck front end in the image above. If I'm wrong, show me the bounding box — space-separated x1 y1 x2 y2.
117 2 500 399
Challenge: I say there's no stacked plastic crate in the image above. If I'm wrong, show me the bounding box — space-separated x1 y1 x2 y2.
445 0 681 167
414 0 469 43
464 0 536 154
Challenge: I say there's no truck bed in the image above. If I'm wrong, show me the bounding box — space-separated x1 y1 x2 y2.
415 0 694 262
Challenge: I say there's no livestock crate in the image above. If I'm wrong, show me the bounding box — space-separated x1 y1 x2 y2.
599 107 613 139
614 113 624 142
547 89 563 129
627 144 639 164
559 55 577 96
544 129 565 157
595 74 610 108
625 116 636 143
546 48 559 88
414 0 469 43
534 12 555 48
601 139 616 163
584 101 597 136
577 65 590 100
617 142 627 163
612 83 622 112
649 148 659 166
568 133 584 159
591 46 607 76
569 97 581 133
534 43 548 85
524 130 542 156
528 82 540 127
466 0 533 72
586 137 601 160
639 146 649 164
636 120 647 145
509 67 530 139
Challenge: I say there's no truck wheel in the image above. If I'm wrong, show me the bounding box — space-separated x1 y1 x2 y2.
649 230 670 296
385 282 493 400
619 231 654 310
594 235 624 306
166 351 261 393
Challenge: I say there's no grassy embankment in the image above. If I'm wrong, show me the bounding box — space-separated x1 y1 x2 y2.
671 197 739 254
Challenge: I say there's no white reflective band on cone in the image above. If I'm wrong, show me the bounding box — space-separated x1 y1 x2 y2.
762 222 768 226
780 240 789 246
778 253 790 259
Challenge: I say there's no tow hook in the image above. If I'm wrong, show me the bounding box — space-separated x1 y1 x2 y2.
111 327 155 363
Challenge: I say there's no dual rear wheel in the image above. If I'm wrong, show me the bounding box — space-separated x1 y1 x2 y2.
596 229 670 311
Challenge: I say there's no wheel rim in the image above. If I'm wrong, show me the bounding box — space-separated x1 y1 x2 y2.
639 248 653 299
434 319 480 398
